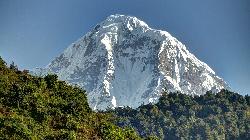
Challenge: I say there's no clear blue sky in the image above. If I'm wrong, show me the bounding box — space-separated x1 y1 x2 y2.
0 0 249 95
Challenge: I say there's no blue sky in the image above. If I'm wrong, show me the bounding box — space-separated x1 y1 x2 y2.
0 0 249 95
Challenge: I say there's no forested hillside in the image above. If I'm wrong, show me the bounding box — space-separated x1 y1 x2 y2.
1 56 249 140
0 57 144 140
109 90 250 139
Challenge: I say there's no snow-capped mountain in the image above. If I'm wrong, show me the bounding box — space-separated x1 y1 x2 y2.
34 14 229 110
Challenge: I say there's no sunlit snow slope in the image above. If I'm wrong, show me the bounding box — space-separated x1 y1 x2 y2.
34 14 229 110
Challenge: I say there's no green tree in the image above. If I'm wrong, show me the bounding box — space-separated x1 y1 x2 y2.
9 61 18 71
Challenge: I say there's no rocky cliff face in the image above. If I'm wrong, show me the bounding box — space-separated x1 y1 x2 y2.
33 14 229 110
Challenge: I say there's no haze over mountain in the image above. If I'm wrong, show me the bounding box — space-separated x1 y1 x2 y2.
34 14 229 110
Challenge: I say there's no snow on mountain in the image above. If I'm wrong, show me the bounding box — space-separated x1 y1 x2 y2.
33 14 229 110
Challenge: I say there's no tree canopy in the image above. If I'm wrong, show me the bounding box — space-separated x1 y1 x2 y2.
0 57 144 139
1 57 249 139
109 91 250 139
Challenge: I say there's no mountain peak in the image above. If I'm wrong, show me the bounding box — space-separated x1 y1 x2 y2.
33 15 229 110
99 14 149 32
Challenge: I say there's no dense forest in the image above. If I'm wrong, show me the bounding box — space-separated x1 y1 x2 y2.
0 57 145 140
109 90 250 139
0 56 249 140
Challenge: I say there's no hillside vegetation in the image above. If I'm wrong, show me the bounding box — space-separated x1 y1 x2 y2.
1 56 249 140
0 57 144 140
109 90 250 139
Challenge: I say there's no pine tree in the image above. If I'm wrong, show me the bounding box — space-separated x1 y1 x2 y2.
9 61 18 71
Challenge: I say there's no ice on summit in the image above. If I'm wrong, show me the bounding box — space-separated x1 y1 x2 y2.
33 14 229 110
